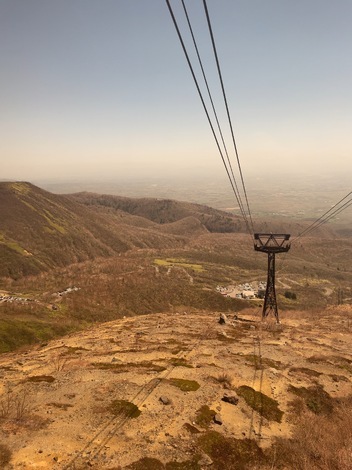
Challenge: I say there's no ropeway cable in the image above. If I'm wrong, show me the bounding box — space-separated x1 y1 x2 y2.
165 0 253 237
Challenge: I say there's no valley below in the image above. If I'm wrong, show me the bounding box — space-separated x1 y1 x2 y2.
0 180 351 469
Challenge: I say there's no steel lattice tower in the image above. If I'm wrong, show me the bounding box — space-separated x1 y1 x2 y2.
254 233 291 323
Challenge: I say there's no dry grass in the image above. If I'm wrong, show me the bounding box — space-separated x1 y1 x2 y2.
214 372 233 388
270 397 352 470
0 385 32 421
0 443 12 467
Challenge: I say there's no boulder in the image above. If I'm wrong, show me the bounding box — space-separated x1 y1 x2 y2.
222 393 239 405
219 313 228 324
159 396 171 405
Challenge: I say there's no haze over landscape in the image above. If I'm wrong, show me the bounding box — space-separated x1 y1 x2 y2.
0 1 351 469
1 0 352 183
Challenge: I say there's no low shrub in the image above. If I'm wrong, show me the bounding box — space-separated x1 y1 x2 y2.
109 400 141 419
0 443 12 467
236 385 283 422
195 405 216 428
198 431 266 470
168 378 200 392
288 384 333 415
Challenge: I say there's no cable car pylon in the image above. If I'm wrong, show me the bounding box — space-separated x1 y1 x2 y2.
254 233 291 323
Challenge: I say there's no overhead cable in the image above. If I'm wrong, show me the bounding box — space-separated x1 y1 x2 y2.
165 0 252 236
180 0 247 222
291 191 352 242
203 0 254 234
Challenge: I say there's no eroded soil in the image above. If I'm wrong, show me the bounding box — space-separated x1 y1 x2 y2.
0 306 351 469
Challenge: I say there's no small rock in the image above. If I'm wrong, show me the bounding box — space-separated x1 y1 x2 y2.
219 313 228 324
198 453 213 467
65 393 76 399
222 394 239 405
214 413 223 425
111 357 121 363
159 396 171 405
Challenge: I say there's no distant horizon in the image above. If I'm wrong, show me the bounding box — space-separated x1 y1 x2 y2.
2 167 351 185
2 171 350 225
1 1 352 187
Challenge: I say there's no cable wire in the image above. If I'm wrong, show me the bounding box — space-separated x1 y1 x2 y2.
180 0 248 223
165 0 253 236
292 191 352 242
203 0 254 234
299 198 352 238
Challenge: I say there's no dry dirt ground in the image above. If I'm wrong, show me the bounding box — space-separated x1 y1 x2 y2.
0 306 351 469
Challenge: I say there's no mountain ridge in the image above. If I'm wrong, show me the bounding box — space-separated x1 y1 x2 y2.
0 182 244 279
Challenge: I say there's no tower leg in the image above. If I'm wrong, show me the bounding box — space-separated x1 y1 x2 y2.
262 252 279 323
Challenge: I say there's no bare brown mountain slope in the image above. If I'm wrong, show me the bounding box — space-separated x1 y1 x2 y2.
0 183 248 280
0 183 195 279
0 307 351 469
70 192 245 233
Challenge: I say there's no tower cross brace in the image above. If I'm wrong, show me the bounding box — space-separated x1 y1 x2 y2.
254 233 291 323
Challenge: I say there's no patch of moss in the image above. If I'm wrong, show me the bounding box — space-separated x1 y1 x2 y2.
92 361 166 373
171 348 183 355
195 405 216 428
0 442 12 467
236 385 283 423
168 378 200 392
154 258 204 272
47 402 73 410
63 346 88 355
0 233 27 255
307 355 352 374
334 356 352 374
109 400 141 418
166 459 201 469
10 182 31 194
124 457 201 470
329 374 348 382
0 319 75 353
27 375 55 383
241 354 282 370
288 384 333 415
169 357 193 368
183 422 201 434
216 332 237 343
125 457 164 469
289 367 321 377
306 354 326 363
42 210 66 234
198 431 266 470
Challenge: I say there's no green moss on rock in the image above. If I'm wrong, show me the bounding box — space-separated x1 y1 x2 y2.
236 385 283 422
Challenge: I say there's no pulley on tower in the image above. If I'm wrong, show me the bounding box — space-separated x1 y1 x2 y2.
254 233 291 323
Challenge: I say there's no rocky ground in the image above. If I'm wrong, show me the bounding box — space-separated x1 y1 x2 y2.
0 306 351 469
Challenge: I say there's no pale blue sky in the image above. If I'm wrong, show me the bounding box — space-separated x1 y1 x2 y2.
1 0 351 182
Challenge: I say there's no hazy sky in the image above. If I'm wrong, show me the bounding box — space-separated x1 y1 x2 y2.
1 0 351 183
